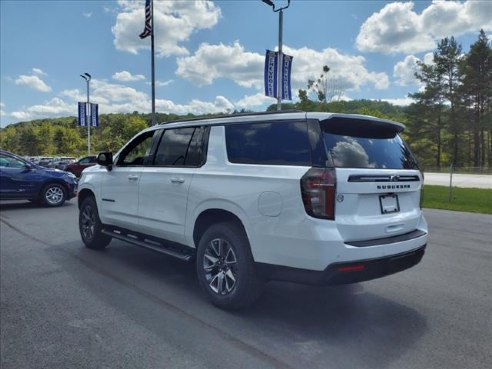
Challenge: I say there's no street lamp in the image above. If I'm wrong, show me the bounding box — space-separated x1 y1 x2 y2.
80 73 91 155
262 0 291 111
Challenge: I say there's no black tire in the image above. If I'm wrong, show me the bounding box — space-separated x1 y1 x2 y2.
196 222 263 310
41 183 66 207
79 196 111 250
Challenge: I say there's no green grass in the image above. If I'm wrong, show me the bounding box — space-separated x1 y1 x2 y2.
423 185 492 214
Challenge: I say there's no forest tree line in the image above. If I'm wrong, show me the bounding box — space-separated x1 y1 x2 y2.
1 31 490 170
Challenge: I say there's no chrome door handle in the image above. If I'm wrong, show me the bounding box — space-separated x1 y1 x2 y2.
170 177 185 184
128 175 139 181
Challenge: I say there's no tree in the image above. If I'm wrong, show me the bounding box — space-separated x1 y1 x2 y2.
409 57 446 168
434 36 463 166
460 30 492 167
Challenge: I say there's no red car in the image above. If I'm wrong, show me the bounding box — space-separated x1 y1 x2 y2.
65 156 97 177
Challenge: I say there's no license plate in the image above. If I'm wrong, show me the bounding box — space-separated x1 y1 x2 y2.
379 194 400 214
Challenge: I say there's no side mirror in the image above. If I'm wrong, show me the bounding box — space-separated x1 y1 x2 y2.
97 152 113 170
23 164 33 171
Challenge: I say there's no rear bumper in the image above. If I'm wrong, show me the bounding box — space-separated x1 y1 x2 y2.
256 245 426 285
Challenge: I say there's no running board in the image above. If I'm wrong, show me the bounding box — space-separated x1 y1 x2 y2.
101 228 194 262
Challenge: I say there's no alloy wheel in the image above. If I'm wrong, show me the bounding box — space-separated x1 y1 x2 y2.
203 238 238 295
80 204 96 242
45 186 64 205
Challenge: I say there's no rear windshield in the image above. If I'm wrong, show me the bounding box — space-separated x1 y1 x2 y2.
320 119 419 169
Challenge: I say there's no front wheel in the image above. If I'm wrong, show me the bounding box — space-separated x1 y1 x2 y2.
41 183 66 207
79 197 111 250
196 222 263 310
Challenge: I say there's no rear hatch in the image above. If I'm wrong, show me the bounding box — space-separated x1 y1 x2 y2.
319 116 423 242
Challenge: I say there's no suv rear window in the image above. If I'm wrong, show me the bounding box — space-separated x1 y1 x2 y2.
320 118 419 169
226 121 311 166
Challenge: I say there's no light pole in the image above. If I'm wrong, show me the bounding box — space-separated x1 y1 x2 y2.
80 73 91 155
262 0 290 111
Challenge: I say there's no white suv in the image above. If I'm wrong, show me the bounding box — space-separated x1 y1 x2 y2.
78 111 427 309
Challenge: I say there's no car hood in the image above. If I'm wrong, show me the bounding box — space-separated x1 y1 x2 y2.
37 167 72 178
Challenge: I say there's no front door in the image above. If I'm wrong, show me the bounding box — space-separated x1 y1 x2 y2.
99 130 157 230
0 153 38 199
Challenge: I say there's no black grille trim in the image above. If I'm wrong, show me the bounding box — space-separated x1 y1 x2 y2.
348 175 420 183
346 229 427 247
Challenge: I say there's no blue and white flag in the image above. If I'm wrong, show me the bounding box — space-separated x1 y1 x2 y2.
139 0 152 39
264 50 278 98
78 102 87 127
281 54 293 100
90 103 99 127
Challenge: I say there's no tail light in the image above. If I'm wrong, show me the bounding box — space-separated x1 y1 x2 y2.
300 168 336 220
420 171 424 209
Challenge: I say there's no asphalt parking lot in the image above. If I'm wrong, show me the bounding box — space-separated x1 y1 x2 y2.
1 200 491 369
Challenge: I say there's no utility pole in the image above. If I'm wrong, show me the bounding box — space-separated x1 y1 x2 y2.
262 0 291 111
80 73 91 155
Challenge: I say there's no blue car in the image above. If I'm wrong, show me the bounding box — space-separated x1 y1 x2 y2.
0 149 78 207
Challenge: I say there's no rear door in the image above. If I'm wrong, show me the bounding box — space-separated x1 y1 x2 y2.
137 126 207 244
318 117 423 242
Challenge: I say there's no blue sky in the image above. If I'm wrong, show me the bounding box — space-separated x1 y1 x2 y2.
1 0 491 127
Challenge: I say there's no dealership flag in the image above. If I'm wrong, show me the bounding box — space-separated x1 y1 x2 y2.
78 102 87 127
139 0 152 39
90 103 99 127
264 50 278 98
281 54 293 100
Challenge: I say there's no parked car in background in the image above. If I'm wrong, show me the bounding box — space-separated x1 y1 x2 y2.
0 149 78 207
65 156 97 177
38 157 54 168
54 157 77 171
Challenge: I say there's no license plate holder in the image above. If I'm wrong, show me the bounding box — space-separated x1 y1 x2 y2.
379 194 400 214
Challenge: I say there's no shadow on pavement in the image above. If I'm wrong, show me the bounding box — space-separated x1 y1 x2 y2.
0 200 75 212
53 238 428 369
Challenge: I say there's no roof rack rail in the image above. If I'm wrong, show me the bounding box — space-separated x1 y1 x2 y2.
157 109 305 126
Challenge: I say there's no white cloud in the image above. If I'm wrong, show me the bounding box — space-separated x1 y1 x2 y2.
380 97 414 106
393 55 420 86
11 97 74 121
29 79 235 119
0 102 5 117
177 42 389 92
154 80 174 87
112 0 221 57
15 75 51 92
393 52 435 86
177 41 264 88
234 93 275 109
32 68 47 76
83 12 92 18
423 52 434 65
112 70 145 82
356 1 492 54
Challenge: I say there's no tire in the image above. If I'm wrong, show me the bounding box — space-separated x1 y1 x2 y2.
196 222 264 310
79 196 111 250
41 183 66 207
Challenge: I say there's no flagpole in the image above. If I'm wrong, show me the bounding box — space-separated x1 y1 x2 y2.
151 0 156 125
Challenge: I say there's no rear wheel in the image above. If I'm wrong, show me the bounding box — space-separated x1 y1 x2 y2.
196 222 263 310
79 197 111 250
41 183 66 207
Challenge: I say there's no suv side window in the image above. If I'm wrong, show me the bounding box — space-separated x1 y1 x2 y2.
154 127 205 167
225 121 312 165
117 131 155 166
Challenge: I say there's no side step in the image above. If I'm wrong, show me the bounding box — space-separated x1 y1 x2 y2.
101 228 194 262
